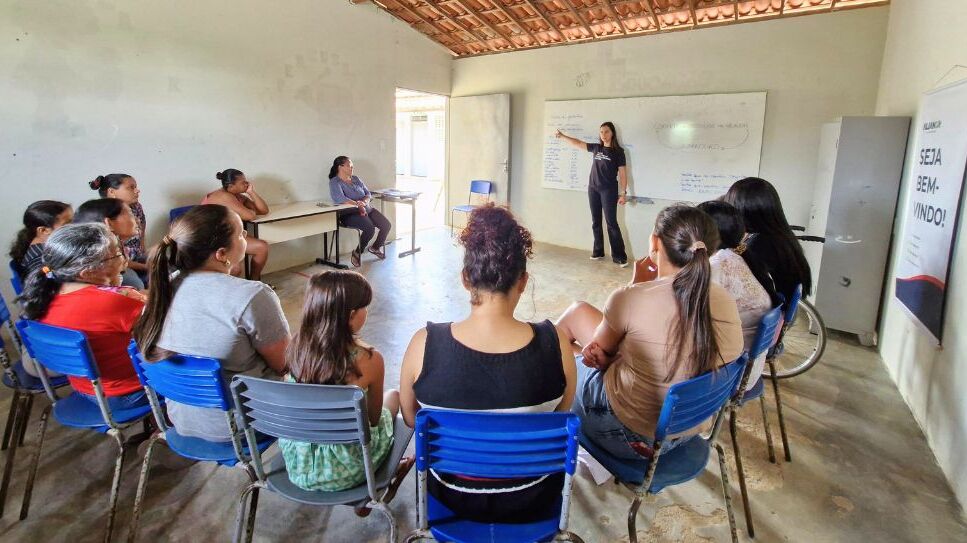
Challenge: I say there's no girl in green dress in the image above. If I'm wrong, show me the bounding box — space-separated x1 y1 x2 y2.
279 270 398 491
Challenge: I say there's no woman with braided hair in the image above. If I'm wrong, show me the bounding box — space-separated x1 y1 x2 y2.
133 204 289 441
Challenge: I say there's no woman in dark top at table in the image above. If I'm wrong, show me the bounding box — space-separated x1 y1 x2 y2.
721 177 812 302
399 204 576 524
328 156 392 268
555 121 629 267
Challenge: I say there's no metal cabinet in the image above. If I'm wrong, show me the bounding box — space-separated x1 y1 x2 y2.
805 116 911 346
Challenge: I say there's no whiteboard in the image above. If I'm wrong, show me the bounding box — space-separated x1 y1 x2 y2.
542 92 766 201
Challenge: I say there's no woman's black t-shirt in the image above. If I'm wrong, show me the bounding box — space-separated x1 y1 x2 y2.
586 143 626 191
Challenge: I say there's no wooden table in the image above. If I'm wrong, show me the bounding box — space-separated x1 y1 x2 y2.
247 201 356 269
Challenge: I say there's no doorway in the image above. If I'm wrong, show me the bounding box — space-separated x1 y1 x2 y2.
395 88 447 233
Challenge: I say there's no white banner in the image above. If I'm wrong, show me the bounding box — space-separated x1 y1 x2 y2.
894 78 967 343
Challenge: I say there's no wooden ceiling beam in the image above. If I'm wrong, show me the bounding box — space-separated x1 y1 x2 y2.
561 0 595 37
451 0 527 48
600 1 628 35
380 1 470 53
687 0 697 27
487 0 544 45
520 0 572 42
424 0 498 51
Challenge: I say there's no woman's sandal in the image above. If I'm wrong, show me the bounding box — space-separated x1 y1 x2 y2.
350 247 362 268
367 246 386 260
353 456 416 517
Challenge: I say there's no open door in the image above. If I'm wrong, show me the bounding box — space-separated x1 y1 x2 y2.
447 93 510 227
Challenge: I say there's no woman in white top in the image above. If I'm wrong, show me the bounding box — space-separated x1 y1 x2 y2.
697 201 777 386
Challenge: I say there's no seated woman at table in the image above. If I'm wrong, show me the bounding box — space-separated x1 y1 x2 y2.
202 168 270 281
328 156 392 268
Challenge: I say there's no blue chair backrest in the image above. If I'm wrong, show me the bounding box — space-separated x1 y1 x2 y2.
169 205 196 224
0 291 13 325
128 342 229 410
414 410 580 478
231 375 371 445
654 354 748 441
16 320 99 380
749 307 784 361
469 180 492 196
784 284 803 324
9 260 23 296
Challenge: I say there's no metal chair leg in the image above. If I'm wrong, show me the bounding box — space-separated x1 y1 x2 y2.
18 402 51 520
1 391 20 451
715 443 740 543
730 409 754 538
244 486 259 542
126 432 163 543
0 393 28 516
233 482 259 543
17 395 34 447
758 395 776 464
103 431 127 543
627 494 643 543
372 501 397 543
768 360 792 462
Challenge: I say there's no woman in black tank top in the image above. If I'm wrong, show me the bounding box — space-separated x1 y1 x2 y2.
399 204 577 523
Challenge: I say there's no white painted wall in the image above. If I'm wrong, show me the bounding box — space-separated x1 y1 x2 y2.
874 0 967 508
450 8 889 259
0 0 452 278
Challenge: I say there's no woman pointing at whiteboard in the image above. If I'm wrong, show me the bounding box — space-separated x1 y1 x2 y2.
556 122 629 266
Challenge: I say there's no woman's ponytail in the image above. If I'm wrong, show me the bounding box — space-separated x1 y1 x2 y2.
133 236 177 360
19 266 63 320
654 206 721 381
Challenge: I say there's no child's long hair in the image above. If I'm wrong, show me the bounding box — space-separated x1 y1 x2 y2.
286 270 373 385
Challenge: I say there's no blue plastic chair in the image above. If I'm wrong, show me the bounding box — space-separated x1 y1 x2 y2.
402 410 584 543
8 260 23 296
126 343 274 542
728 306 784 537
579 354 749 543
168 205 196 224
0 294 70 516
765 283 803 464
14 320 152 540
230 375 415 543
450 180 492 234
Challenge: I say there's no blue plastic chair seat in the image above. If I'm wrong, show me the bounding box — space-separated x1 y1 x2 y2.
452 204 477 213
263 416 413 506
427 493 562 543
2 361 69 392
164 429 275 466
740 379 765 404
579 433 710 493
53 392 152 431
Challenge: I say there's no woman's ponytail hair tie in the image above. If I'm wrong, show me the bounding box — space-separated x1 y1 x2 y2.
89 176 104 190
161 235 175 246
689 241 707 253
41 266 56 280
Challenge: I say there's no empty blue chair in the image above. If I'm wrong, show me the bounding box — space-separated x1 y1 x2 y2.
403 410 584 543
168 205 196 224
728 306 784 537
0 293 69 516
14 320 152 540
230 375 414 543
126 343 274 542
579 354 749 543
8 260 23 296
450 180 492 234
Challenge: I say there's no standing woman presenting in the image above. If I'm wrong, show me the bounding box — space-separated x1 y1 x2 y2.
556 122 629 267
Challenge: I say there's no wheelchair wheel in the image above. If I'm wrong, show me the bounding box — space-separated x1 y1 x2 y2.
767 299 827 379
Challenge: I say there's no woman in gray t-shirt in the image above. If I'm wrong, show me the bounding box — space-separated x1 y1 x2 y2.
134 204 290 441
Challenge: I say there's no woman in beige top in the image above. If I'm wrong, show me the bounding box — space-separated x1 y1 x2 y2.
556 205 744 461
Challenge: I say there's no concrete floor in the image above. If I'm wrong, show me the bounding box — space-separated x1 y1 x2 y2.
0 227 965 542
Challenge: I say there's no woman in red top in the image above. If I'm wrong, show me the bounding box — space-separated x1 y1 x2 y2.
20 222 148 409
